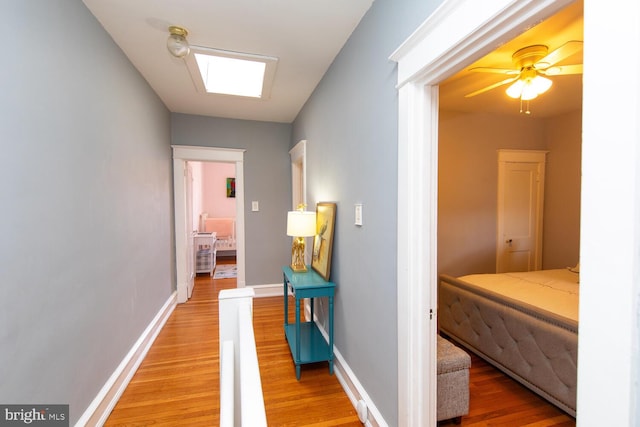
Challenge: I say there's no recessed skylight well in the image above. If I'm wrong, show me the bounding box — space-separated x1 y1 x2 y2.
185 47 278 99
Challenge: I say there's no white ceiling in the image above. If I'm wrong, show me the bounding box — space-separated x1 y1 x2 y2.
83 0 582 124
82 0 374 123
440 0 583 118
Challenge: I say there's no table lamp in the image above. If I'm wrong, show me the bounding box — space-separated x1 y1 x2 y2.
287 207 316 272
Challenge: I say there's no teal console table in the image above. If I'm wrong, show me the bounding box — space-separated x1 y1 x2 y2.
282 266 335 380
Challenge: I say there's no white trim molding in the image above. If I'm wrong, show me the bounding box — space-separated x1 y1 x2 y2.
390 0 573 425
314 316 388 427
289 139 308 209
75 292 177 426
172 145 247 303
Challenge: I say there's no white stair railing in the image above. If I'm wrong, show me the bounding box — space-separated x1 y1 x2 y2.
219 288 267 427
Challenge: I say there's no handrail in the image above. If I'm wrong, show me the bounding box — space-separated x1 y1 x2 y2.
238 305 267 426
218 288 267 426
220 340 234 427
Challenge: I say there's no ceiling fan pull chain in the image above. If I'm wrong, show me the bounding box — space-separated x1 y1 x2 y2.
519 96 532 115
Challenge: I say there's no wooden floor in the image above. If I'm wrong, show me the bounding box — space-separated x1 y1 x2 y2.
440 351 575 426
105 260 575 426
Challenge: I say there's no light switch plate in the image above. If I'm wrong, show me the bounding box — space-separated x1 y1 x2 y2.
252 201 259 212
355 203 363 226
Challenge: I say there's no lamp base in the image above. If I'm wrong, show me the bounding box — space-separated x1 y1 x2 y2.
290 237 307 272
290 263 308 273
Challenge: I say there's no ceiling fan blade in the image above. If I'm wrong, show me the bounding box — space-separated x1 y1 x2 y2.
542 64 583 76
469 66 519 75
536 40 583 68
465 76 518 98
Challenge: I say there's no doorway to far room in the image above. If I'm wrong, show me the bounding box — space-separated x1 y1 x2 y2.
190 161 237 277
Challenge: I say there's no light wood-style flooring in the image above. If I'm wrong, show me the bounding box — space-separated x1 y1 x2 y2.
105 260 575 426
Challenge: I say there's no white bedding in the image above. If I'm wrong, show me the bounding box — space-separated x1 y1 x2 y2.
458 269 579 321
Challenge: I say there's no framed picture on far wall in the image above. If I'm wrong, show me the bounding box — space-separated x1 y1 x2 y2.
226 178 235 198
312 202 336 281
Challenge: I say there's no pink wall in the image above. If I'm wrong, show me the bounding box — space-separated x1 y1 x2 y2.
202 162 236 219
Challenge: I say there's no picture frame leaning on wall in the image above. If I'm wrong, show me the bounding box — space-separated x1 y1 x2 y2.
311 202 336 281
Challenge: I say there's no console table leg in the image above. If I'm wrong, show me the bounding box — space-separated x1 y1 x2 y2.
295 296 301 380
329 295 334 375
283 274 288 337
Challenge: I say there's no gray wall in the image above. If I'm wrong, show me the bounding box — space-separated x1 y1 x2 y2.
171 114 293 285
0 1 174 424
291 0 443 424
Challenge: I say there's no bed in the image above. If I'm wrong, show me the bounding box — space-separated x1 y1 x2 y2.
438 268 579 416
202 216 237 255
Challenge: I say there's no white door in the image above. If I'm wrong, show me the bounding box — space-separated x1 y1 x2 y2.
496 150 547 272
185 162 195 298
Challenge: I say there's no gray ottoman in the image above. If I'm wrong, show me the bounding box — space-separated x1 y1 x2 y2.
437 335 471 423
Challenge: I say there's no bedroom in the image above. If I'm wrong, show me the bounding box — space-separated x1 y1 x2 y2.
437 0 582 278
190 161 238 262
436 0 582 418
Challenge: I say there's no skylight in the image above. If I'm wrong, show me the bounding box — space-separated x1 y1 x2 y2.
185 47 278 99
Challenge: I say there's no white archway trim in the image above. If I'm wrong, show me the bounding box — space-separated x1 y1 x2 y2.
289 139 307 209
172 145 246 303
390 0 573 425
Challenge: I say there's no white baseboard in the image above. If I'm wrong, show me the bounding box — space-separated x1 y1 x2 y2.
243 283 386 425
332 347 388 427
252 284 386 424
314 315 388 427
75 292 177 427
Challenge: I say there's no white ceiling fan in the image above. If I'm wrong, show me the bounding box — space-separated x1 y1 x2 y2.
465 40 583 100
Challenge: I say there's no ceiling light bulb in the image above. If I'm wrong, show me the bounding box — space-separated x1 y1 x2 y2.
506 75 552 100
167 26 190 58
531 75 552 95
520 82 539 100
506 79 524 99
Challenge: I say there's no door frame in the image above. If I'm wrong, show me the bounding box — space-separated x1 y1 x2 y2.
390 0 575 424
172 145 246 303
290 140 314 319
290 140 307 209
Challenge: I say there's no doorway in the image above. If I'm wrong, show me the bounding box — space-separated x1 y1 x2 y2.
290 140 307 210
391 0 578 424
172 145 246 303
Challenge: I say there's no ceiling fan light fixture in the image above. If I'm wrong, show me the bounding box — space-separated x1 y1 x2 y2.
531 75 552 94
506 75 552 100
506 79 525 99
167 25 190 58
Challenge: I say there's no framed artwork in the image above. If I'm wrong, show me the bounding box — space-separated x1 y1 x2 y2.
226 178 236 198
312 202 336 281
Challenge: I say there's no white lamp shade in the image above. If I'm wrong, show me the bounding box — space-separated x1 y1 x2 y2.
287 211 316 237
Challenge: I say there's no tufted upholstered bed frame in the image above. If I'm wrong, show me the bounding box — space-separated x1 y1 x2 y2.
438 273 578 416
